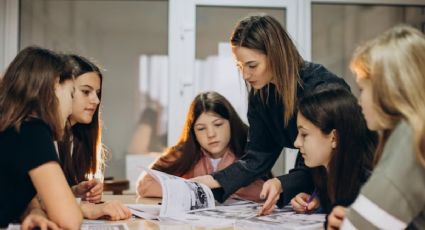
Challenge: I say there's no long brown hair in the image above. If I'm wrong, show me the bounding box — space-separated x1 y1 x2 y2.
350 25 425 167
0 46 72 139
230 15 303 127
153 91 248 176
58 54 105 185
298 86 377 212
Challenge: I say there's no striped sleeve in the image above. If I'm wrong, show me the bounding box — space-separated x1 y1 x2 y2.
343 194 407 229
342 169 414 229
343 122 425 229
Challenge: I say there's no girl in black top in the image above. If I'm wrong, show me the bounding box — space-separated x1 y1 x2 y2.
290 87 376 226
191 15 349 214
0 46 82 229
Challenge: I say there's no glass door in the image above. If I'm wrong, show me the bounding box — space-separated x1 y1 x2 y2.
169 0 300 175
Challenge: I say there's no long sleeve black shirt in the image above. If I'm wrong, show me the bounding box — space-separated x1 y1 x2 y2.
211 62 350 205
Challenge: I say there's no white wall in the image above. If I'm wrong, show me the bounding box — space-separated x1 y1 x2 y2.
0 0 18 74
19 0 168 179
0 0 5 73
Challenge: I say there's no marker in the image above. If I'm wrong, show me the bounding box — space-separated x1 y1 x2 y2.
305 190 317 211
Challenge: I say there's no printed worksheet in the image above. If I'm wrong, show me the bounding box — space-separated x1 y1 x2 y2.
127 168 215 219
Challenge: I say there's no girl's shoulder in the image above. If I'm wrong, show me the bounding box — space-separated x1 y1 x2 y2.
20 117 52 134
3 117 49 134
154 149 183 167
380 121 412 162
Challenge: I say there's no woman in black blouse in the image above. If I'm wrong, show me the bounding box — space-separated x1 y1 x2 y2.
192 15 349 215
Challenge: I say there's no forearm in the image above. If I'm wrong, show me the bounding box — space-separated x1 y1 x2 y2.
21 197 46 220
234 179 265 202
212 149 278 201
277 167 313 206
26 207 47 218
80 202 100 219
30 162 83 229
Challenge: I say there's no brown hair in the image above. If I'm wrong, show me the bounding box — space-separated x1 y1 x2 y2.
152 91 248 176
58 54 105 185
0 46 72 139
350 25 425 167
230 15 303 127
298 86 377 211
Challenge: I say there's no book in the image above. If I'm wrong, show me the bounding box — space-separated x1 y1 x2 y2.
128 168 326 229
127 168 215 220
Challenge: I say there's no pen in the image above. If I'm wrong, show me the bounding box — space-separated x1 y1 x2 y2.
305 190 317 211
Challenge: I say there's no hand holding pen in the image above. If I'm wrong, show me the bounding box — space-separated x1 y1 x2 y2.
290 190 319 213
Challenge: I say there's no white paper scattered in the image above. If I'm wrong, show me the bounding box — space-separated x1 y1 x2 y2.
131 167 325 229
126 204 161 220
80 223 129 230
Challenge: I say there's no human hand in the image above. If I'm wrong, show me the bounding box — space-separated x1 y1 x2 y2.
21 212 60 230
258 178 282 215
82 200 132 221
72 179 103 202
190 175 221 189
327 206 346 230
290 192 320 213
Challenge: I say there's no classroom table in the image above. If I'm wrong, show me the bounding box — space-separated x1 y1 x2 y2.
101 194 234 230
102 195 325 230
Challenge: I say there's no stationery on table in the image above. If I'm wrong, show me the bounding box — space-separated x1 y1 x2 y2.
305 190 317 211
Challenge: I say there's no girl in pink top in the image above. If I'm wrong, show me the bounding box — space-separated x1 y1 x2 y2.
137 91 265 202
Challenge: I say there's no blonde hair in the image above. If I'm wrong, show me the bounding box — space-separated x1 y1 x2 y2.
350 25 425 167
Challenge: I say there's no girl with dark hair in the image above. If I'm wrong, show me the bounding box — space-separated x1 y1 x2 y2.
0 46 82 229
191 15 349 213
290 87 377 221
137 91 264 201
59 54 132 221
59 54 104 198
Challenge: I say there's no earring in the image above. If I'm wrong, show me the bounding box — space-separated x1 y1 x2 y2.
331 142 337 149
